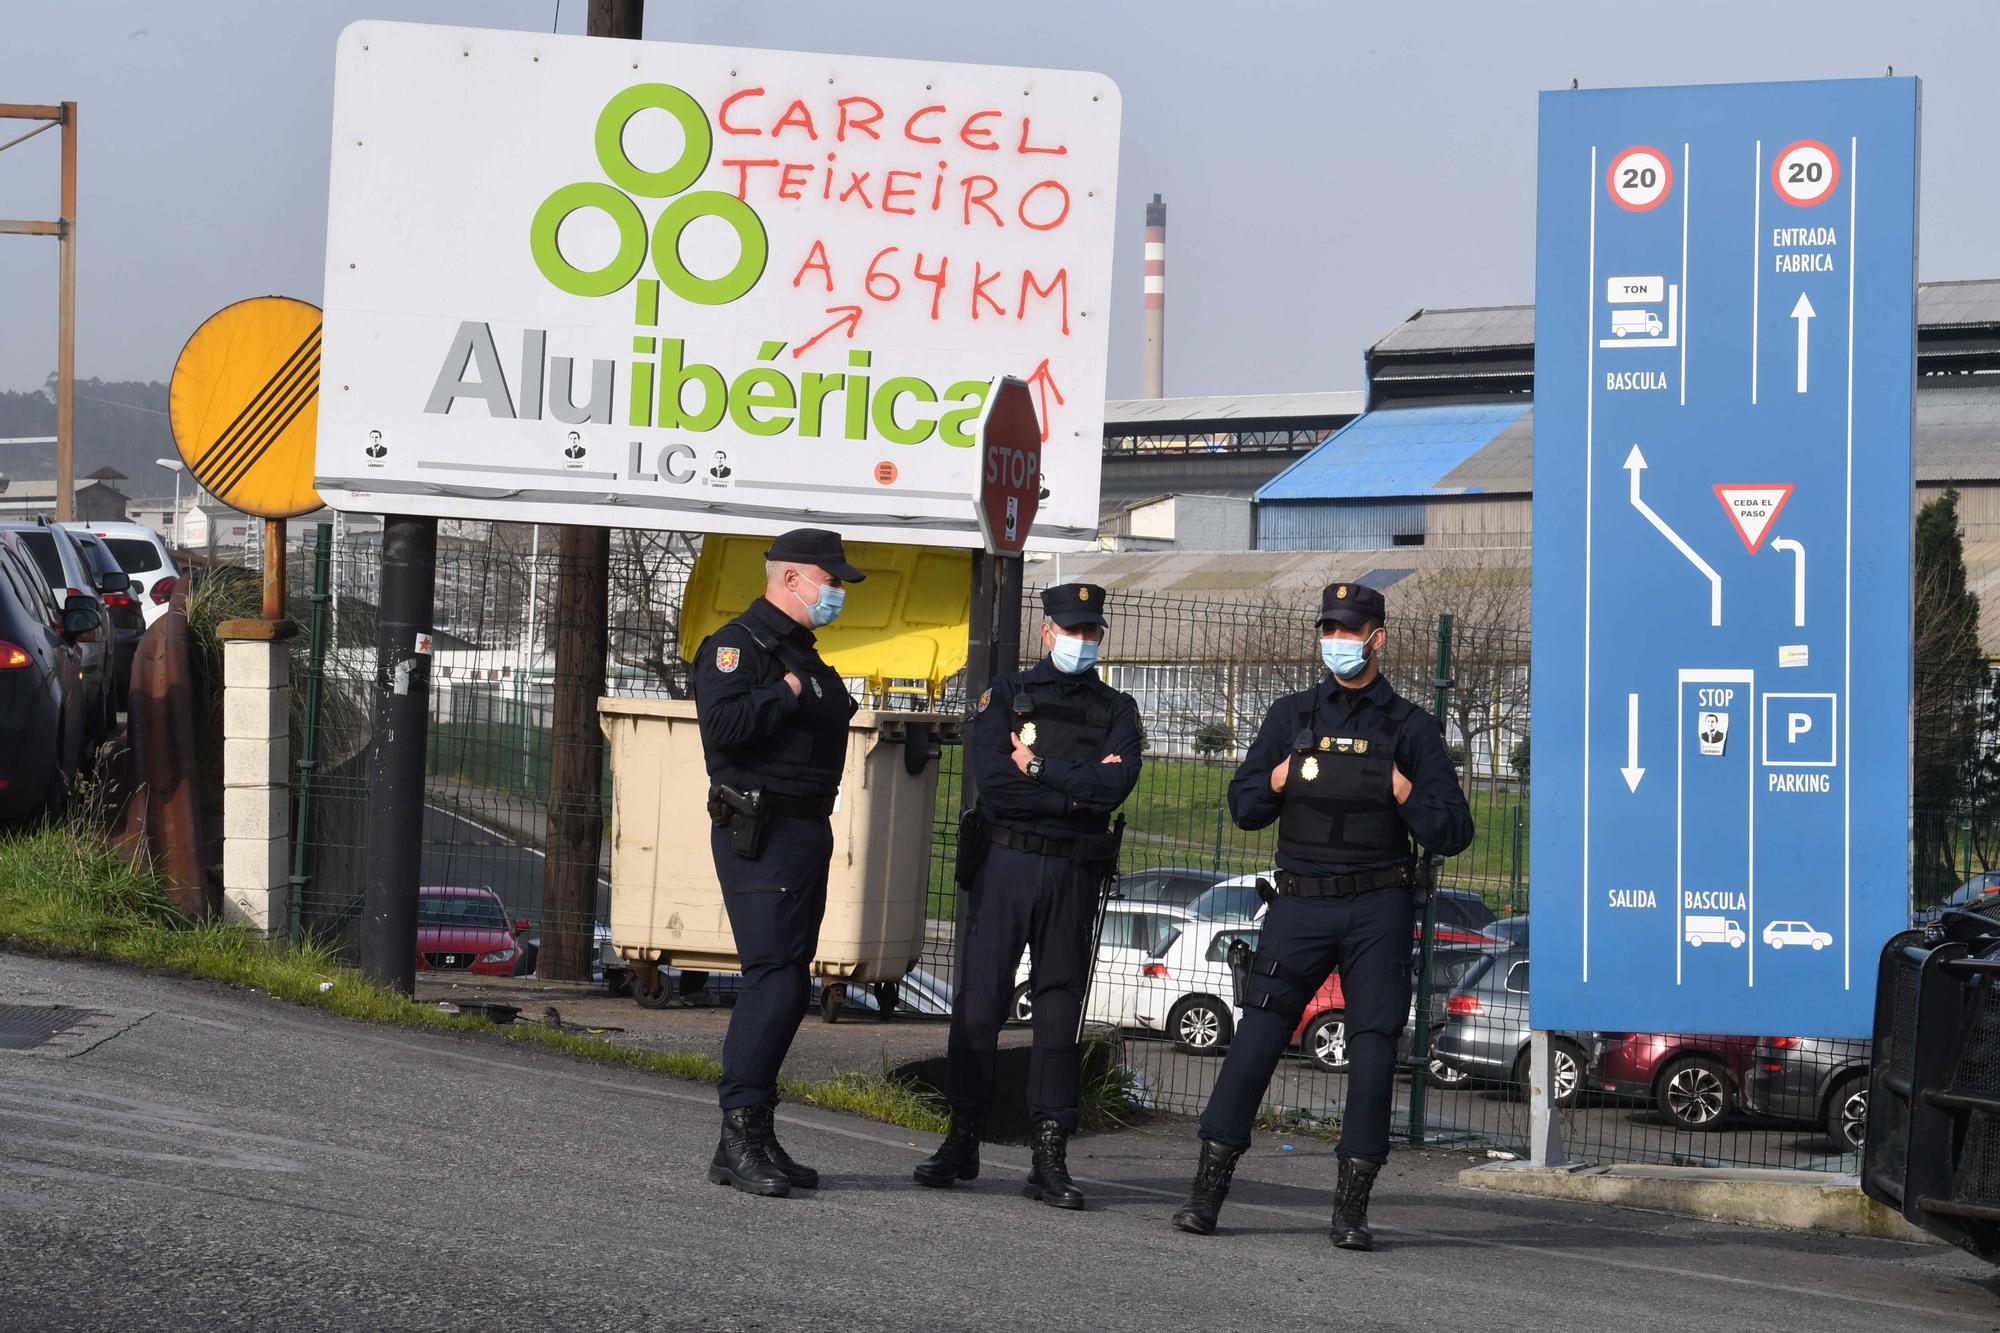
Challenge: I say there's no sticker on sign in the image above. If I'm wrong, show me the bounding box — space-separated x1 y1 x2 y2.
315 22 1121 550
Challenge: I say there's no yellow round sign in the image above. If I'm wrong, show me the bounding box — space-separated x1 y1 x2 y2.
169 296 324 519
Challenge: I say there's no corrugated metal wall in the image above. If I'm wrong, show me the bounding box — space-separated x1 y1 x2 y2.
1255 499 1428 551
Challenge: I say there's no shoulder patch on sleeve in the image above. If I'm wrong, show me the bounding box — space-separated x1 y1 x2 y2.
715 646 741 673
977 688 991 713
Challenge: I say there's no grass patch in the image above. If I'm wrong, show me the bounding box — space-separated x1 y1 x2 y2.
0 825 945 1135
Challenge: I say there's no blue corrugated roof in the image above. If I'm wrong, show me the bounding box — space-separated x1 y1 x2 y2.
1254 402 1531 502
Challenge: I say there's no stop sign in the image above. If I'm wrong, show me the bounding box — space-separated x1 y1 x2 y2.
977 376 1042 554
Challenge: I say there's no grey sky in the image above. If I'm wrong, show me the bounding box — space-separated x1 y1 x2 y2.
3 1 1996 401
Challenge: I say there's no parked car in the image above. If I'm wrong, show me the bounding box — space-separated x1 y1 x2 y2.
1 520 112 737
0 532 96 825
1013 899 1235 1028
1743 1036 1871 1152
1299 943 1498 1079
1183 874 1272 923
1487 913 1530 948
1590 1032 1760 1131
63 529 144 711
416 886 529 977
1430 947 1597 1105
61 521 179 627
1111 866 1232 909
1183 874 1504 948
1132 920 1262 1054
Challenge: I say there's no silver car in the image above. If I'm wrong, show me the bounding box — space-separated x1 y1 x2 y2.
1431 946 1598 1107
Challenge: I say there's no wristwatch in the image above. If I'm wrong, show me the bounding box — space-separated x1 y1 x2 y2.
1026 756 1046 781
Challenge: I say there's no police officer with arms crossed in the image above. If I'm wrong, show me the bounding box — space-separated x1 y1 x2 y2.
1172 582 1473 1248
914 583 1143 1208
693 527 864 1199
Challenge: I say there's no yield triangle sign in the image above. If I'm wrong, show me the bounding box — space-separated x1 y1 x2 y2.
1713 484 1794 553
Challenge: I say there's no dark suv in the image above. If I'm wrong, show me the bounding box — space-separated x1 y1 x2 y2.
65 529 144 710
1743 1036 1870 1152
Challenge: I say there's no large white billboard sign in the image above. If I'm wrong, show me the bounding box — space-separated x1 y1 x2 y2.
316 21 1121 548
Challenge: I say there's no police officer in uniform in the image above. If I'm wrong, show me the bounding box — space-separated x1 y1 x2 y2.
693 528 863 1198
1171 582 1473 1248
914 583 1143 1208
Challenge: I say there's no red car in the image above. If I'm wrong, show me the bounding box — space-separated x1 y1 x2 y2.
417 886 528 977
1292 944 1493 1076
1590 1032 1760 1131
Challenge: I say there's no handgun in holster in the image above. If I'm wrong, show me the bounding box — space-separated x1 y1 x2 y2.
954 808 990 889
707 782 770 859
1409 846 1442 910
1226 936 1255 1009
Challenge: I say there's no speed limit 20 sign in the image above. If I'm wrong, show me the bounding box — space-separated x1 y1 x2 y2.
1772 139 1840 206
1607 145 1674 212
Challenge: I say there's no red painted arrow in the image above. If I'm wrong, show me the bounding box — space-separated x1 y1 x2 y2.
1026 357 1063 443
791 305 863 359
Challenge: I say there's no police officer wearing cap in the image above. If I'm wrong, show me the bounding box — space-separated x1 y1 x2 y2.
1171 581 1473 1248
914 582 1143 1208
692 527 863 1198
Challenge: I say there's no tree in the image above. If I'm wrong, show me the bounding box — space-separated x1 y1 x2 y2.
1392 561 1533 788
1913 488 1986 905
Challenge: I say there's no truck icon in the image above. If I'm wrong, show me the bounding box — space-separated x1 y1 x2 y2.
1611 308 1665 338
1685 915 1746 948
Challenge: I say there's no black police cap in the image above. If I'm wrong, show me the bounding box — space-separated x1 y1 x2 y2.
764 527 865 582
1318 581 1385 630
1041 582 1107 629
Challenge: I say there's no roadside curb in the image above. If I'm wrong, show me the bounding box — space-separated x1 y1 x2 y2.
1458 1161 1938 1244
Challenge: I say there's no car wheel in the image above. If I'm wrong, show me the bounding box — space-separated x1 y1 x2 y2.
1659 1055 1735 1130
1009 982 1034 1025
1303 1011 1350 1071
1825 1074 1868 1152
1168 996 1233 1055
1511 1038 1586 1108
1428 1056 1473 1088
633 968 673 1009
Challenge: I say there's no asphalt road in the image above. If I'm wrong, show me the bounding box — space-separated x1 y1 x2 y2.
3 951 1993 1332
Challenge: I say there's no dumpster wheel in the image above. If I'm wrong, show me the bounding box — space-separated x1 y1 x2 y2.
821 982 846 1023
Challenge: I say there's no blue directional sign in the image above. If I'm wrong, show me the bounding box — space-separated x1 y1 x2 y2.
1530 79 1918 1038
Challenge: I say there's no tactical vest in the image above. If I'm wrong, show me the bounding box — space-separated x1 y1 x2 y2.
713 616 852 786
1276 688 1415 867
1009 678 1114 766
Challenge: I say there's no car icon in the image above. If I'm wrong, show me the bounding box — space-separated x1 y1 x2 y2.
1762 920 1832 951
1685 915 1746 948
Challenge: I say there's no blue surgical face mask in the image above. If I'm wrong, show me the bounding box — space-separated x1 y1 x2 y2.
1321 633 1372 679
1051 632 1099 674
791 577 845 628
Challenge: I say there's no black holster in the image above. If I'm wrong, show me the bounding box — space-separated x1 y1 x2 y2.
1072 813 1126 878
1410 851 1440 910
1226 936 1254 1009
954 808 990 889
707 782 769 860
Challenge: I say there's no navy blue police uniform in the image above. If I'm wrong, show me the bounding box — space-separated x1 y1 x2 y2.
1173 581 1473 1247
692 527 863 1197
914 583 1143 1207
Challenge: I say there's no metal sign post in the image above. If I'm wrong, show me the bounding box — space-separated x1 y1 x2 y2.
0 102 77 520
1531 78 1919 1038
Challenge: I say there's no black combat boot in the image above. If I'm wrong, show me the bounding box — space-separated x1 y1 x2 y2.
1170 1139 1245 1236
912 1108 983 1188
1022 1118 1086 1210
708 1106 792 1197
753 1104 819 1189
1328 1156 1382 1251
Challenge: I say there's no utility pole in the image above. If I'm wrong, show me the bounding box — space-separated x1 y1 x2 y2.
541 0 644 981
0 102 77 519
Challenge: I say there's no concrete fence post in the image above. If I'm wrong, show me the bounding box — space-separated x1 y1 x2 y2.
1527 1029 1573 1168
218 619 294 940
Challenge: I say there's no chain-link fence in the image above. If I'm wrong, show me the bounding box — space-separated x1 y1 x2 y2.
276 521 1996 1172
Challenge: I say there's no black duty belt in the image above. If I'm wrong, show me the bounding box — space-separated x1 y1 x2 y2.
1275 866 1411 899
764 792 838 819
988 825 1079 857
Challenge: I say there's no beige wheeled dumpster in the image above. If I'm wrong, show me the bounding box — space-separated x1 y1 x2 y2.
599 698 956 988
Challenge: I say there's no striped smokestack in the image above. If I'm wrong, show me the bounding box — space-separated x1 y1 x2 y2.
1142 193 1165 398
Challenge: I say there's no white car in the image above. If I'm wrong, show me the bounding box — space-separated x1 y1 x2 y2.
62 521 179 627
1763 919 1833 951
1013 901 1213 1030
1132 920 1263 1055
